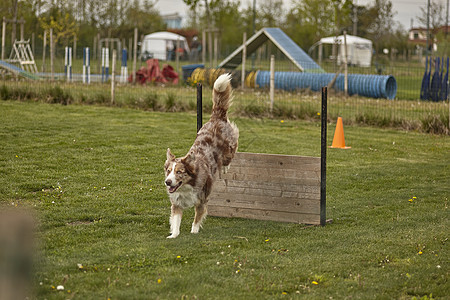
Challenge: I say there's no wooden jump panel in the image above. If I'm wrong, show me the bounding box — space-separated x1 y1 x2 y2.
208 152 322 224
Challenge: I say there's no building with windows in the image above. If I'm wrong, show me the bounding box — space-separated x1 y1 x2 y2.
162 13 183 29
408 26 449 51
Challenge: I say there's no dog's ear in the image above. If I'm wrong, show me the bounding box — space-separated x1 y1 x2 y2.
166 148 175 161
183 151 195 163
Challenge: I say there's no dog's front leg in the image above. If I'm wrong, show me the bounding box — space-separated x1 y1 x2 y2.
222 165 230 175
167 204 183 238
191 204 207 234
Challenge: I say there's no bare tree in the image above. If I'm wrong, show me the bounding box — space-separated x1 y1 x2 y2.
417 0 445 29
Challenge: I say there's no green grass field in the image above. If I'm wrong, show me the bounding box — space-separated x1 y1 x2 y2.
0 100 448 299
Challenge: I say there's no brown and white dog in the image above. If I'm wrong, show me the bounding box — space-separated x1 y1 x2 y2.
164 74 239 238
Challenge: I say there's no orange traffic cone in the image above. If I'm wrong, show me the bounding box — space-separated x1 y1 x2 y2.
330 117 351 149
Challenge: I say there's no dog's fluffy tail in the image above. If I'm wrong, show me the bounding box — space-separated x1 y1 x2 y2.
211 73 232 120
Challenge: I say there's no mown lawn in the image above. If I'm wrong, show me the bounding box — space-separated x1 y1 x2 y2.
0 100 448 299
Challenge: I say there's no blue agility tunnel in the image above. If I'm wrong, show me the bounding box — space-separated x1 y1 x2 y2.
182 64 204 81
255 71 397 99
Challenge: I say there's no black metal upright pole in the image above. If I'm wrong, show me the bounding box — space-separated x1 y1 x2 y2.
426 0 430 55
197 83 202 133
320 86 327 226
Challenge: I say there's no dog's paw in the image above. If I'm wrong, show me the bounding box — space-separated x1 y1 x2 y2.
191 223 200 234
222 165 230 174
166 233 179 239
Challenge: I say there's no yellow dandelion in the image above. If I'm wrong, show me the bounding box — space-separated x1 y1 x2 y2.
157 278 162 284
408 199 413 202
265 239 270 242
177 256 181 259
282 291 287 295
418 251 423 255
317 112 320 116
312 281 319 285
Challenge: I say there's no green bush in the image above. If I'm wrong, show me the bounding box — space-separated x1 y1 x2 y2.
143 92 161 110
0 84 9 100
165 92 176 111
46 86 72 105
421 114 449 135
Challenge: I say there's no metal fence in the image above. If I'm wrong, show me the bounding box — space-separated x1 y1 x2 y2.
0 42 449 134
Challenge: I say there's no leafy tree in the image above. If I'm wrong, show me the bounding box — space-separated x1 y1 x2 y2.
285 0 336 49
210 1 243 50
183 0 246 54
365 0 396 56
183 0 201 28
38 7 78 47
259 0 284 27
332 0 354 34
355 4 376 38
115 0 166 38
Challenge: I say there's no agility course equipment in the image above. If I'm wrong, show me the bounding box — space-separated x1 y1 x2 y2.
82 47 91 84
421 56 448 101
120 49 128 83
420 56 431 100
0 59 40 80
330 117 351 149
64 47 72 82
128 59 179 84
184 66 397 99
183 27 398 100
195 83 328 225
208 152 323 224
430 57 441 102
219 28 324 73
101 47 110 83
7 39 38 74
255 71 397 99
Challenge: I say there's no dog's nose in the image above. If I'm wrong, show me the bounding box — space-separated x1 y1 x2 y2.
165 179 172 186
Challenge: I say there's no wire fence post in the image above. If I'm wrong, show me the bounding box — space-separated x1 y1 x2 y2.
241 32 247 89
202 30 206 66
343 31 348 96
1 17 5 60
132 27 137 84
176 38 180 74
42 30 47 73
50 28 54 81
270 55 275 113
111 49 116 105
197 83 203 133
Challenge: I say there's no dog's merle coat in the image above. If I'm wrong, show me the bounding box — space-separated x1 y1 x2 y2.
164 74 239 238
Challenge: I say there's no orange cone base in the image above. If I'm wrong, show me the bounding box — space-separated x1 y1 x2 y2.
329 145 352 149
